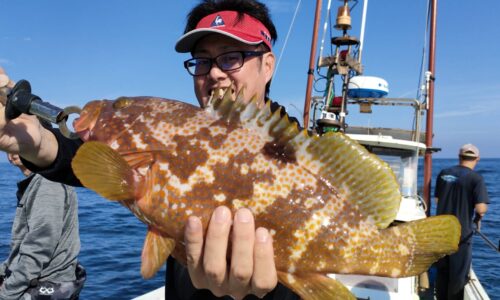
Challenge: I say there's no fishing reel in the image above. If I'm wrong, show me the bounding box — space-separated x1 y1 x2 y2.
5 80 81 139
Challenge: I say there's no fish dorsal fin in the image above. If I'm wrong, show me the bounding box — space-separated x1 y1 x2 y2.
207 87 301 145
72 141 141 201
278 272 355 300
141 227 176 279
207 89 400 228
290 131 401 229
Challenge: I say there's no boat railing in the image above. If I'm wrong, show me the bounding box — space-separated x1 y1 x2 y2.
346 96 425 144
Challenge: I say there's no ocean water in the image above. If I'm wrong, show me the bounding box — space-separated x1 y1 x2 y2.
0 159 499 299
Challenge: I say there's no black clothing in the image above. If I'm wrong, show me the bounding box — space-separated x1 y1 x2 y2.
21 127 83 187
435 165 489 242
165 257 300 300
434 165 489 299
24 99 301 300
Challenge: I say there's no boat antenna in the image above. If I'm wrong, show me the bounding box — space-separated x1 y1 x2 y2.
274 0 302 81
417 0 431 102
318 0 334 68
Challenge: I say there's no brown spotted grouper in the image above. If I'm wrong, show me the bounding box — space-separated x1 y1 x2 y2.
71 90 460 299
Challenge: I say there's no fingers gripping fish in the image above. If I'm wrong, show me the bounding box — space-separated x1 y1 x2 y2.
71 89 460 300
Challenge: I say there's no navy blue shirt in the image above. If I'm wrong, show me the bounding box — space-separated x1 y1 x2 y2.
434 165 489 242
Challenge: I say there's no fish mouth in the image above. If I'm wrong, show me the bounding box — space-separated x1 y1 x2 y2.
73 101 104 141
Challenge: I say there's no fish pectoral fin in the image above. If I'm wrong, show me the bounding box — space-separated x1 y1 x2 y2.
141 227 175 279
72 141 137 201
122 152 155 169
277 271 355 300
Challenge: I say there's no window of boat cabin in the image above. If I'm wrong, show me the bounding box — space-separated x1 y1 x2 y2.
363 146 419 198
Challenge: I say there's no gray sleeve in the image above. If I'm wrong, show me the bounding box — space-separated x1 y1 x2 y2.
0 179 67 299
0 261 6 276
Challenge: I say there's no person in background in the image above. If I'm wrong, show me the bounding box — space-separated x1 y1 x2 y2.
0 153 85 300
434 144 489 300
0 0 300 299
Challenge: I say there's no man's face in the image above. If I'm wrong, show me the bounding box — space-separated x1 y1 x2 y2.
191 34 275 108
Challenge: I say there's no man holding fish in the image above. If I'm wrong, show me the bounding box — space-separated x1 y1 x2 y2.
0 1 462 300
0 1 296 299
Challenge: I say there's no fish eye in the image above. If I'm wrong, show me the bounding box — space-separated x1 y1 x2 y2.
113 97 133 109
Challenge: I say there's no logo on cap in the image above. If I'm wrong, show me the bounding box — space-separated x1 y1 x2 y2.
260 30 271 43
211 15 225 27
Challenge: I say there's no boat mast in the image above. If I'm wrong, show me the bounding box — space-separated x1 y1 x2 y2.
303 0 322 128
423 0 437 215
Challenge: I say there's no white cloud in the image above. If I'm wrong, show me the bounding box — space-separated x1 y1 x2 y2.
435 98 500 118
435 106 493 118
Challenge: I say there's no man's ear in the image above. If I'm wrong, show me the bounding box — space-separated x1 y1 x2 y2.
263 52 276 84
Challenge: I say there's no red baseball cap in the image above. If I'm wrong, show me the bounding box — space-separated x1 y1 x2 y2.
175 10 273 53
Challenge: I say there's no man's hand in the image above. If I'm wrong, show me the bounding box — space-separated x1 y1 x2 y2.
185 206 278 299
0 67 58 166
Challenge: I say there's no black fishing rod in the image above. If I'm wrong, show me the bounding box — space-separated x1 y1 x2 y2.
475 230 500 253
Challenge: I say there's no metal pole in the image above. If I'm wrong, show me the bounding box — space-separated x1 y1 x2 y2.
423 0 437 216
303 0 323 129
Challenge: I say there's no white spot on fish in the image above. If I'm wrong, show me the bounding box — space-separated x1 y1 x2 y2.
159 163 170 171
369 263 379 275
209 126 227 137
398 244 409 256
232 199 245 210
240 163 249 175
318 261 326 270
391 268 401 277
214 193 226 202
393 227 401 237
186 210 193 216
110 140 120 150
168 176 193 195
132 133 147 150
304 197 317 209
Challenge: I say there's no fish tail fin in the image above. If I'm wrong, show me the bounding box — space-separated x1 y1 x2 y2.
384 215 461 276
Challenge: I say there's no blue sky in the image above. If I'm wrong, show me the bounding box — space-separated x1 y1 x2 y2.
1 0 499 159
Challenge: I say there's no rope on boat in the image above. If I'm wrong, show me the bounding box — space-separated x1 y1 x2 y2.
274 0 302 80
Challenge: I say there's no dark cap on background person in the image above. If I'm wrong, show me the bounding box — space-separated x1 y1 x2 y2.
175 10 273 53
459 143 480 158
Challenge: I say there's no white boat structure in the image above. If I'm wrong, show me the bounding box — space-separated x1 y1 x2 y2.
135 0 492 299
